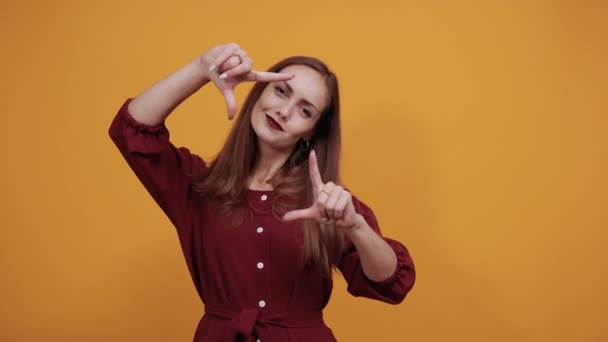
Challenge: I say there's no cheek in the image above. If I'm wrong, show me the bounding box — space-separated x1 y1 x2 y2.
257 89 277 108
252 96 271 119
288 117 316 136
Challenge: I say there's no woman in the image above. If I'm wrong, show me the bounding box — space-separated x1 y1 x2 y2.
109 43 415 341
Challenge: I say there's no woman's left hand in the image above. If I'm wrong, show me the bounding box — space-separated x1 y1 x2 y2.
282 150 363 229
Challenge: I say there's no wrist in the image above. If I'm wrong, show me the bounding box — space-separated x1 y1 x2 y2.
192 55 211 85
344 214 370 240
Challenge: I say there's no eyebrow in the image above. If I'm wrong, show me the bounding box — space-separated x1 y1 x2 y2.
283 81 319 112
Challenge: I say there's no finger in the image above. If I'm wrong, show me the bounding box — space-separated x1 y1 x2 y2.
333 191 351 221
218 49 249 75
219 59 252 80
324 185 342 221
316 182 334 220
217 55 242 74
308 150 324 192
282 207 316 222
247 70 295 82
209 43 240 72
220 88 237 119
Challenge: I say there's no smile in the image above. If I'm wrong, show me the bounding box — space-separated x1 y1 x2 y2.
265 114 284 131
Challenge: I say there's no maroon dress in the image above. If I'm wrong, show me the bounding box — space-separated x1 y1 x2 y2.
109 99 415 341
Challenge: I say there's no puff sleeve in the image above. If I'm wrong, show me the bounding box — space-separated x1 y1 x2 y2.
108 98 207 230
337 197 416 304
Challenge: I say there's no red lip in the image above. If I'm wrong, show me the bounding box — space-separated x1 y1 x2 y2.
265 114 284 131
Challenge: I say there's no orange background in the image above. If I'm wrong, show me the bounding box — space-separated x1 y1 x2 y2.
1 1 607 341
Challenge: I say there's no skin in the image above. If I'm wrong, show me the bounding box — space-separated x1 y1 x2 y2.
250 64 328 153
248 64 329 189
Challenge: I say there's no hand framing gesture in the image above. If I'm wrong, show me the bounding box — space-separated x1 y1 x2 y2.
201 43 294 119
283 150 362 229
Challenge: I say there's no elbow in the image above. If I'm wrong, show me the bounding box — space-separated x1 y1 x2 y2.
108 123 118 143
108 110 123 144
389 264 416 305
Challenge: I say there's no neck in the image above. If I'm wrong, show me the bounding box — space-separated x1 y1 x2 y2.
250 142 291 187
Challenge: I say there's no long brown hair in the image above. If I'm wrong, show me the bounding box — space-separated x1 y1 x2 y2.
191 56 343 278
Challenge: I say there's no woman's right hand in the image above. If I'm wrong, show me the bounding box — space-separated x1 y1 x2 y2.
200 43 294 119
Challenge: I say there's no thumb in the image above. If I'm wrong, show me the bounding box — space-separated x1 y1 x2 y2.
221 88 237 119
282 207 315 222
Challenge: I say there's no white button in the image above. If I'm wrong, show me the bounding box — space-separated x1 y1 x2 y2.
258 300 266 308
257 227 264 233
257 262 264 269
261 194 268 201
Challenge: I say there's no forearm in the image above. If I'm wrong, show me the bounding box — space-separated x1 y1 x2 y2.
344 215 398 282
128 56 210 126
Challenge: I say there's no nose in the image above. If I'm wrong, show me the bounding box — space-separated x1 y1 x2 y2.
275 97 298 121
275 105 292 121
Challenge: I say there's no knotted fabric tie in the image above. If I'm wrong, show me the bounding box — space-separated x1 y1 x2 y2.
204 305 325 340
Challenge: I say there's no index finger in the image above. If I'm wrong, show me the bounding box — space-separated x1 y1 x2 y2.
308 150 323 191
248 70 294 82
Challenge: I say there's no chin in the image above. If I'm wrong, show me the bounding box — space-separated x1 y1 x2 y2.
254 129 295 153
257 134 290 151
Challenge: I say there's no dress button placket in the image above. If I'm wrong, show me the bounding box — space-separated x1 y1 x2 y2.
255 195 269 316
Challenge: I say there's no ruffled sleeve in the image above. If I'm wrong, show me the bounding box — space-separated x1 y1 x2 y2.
337 196 416 304
108 98 207 231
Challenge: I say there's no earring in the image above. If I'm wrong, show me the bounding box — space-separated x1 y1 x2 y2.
300 139 310 151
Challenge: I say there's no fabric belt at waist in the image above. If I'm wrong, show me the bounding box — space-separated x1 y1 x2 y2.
204 305 325 337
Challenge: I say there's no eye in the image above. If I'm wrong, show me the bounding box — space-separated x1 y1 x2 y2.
302 108 312 117
274 86 286 96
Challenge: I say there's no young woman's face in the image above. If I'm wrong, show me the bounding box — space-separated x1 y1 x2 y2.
251 65 329 152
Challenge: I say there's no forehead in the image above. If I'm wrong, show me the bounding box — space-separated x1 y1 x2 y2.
278 64 329 110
